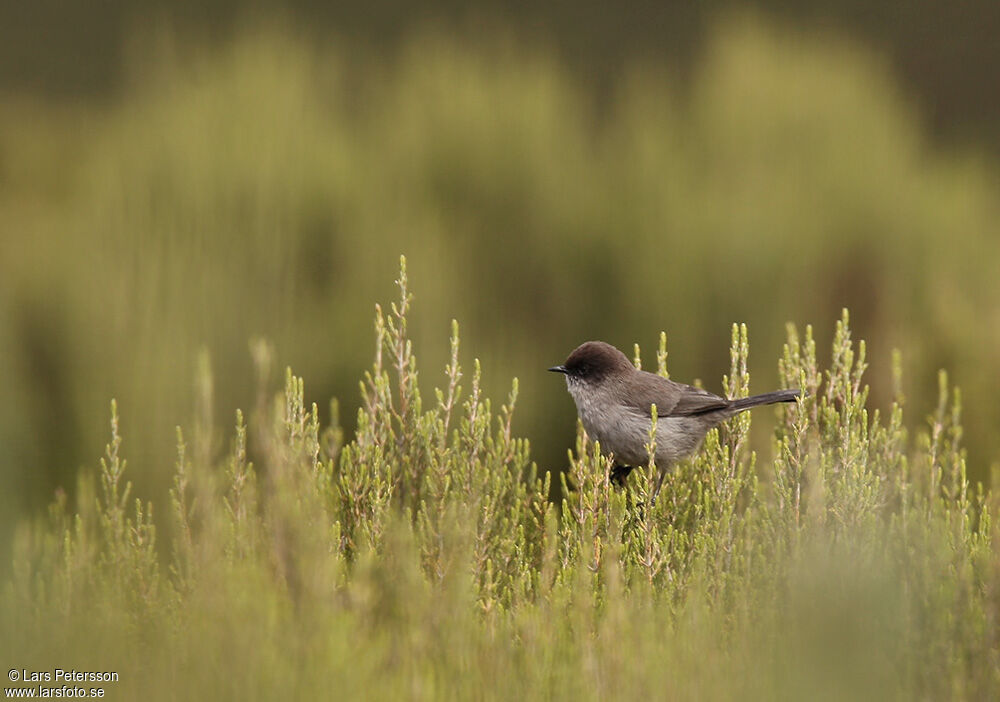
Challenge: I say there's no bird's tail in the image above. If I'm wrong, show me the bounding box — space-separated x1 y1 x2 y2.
729 389 801 412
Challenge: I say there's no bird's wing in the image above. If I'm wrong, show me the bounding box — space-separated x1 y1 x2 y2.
623 372 730 419
669 382 731 416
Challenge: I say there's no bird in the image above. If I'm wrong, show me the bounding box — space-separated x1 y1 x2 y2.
549 340 800 504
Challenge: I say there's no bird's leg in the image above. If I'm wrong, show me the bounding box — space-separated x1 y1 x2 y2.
650 464 669 506
610 464 635 488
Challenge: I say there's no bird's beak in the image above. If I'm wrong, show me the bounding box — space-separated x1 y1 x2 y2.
548 365 568 374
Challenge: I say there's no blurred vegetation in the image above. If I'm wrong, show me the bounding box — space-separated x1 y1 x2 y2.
3 15 1000 565
3 275 998 699
3 3 999 153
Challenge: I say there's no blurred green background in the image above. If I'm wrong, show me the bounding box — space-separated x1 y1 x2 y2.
2 3 1000 562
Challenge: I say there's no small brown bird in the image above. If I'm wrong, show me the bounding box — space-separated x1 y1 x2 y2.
550 341 800 503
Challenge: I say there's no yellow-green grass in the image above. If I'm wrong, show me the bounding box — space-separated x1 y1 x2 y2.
2 264 997 699
2 14 1000 604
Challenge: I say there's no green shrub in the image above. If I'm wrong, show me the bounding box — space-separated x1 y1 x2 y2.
3 260 997 700
4 16 1000 552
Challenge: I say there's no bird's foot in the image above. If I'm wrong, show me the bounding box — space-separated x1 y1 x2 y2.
610 464 635 488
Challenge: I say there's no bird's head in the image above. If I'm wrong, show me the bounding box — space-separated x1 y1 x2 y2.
548 341 633 384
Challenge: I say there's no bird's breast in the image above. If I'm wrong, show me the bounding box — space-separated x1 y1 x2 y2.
567 381 651 466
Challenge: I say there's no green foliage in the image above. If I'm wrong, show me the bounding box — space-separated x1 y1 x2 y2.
4 15 1000 558
3 264 998 700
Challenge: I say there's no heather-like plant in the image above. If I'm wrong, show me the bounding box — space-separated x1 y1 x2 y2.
2 259 997 700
